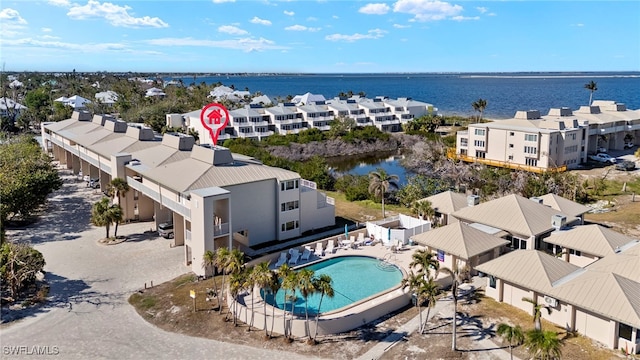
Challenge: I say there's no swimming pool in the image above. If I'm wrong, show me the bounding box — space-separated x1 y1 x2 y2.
262 255 403 315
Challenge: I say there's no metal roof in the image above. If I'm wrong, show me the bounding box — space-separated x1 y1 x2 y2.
544 224 637 257
539 193 591 217
424 190 469 215
451 194 575 238
411 222 509 260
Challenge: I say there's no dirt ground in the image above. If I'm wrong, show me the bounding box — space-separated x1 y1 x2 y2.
130 274 623 360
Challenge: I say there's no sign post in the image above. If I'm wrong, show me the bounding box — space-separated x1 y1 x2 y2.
190 289 196 312
200 103 229 146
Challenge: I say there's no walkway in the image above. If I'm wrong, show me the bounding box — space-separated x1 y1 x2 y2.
357 277 521 360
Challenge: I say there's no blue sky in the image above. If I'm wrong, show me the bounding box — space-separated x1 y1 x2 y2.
1 0 639 73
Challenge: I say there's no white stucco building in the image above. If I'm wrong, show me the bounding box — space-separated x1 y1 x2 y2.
41 111 335 276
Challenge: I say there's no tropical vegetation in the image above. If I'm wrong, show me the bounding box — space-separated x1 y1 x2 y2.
368 168 400 218
497 323 525 360
0 242 46 301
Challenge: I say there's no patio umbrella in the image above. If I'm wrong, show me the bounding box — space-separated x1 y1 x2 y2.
388 227 391 243
345 224 349 240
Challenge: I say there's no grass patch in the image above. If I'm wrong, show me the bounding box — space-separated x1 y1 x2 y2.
326 190 412 222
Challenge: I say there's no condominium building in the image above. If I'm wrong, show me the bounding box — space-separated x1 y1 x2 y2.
455 101 640 172
41 111 335 276
167 94 438 144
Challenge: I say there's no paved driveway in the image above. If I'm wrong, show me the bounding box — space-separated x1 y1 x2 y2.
1 172 319 360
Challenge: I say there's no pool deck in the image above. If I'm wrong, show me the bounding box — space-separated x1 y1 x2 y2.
235 235 452 338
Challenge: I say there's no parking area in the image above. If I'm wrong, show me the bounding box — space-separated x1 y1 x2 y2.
2 170 313 360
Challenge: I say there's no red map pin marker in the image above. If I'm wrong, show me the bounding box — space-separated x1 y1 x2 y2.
200 103 230 146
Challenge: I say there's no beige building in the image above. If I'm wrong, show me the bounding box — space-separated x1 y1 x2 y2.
455 101 640 172
476 244 640 354
41 111 335 276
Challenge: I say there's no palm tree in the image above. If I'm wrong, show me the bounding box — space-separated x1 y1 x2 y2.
91 197 112 238
472 98 488 122
106 177 130 205
202 250 220 310
497 323 525 360
227 269 248 326
419 276 440 333
277 264 294 339
525 329 562 360
368 168 400 218
268 270 282 339
411 200 435 230
522 297 552 331
252 261 273 335
410 248 439 279
402 272 426 333
214 247 230 314
438 262 469 351
311 274 334 343
282 271 299 341
584 80 598 105
296 268 316 340
108 204 123 238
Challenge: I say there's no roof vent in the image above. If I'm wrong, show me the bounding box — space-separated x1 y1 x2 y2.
530 197 543 204
467 195 480 207
551 214 567 231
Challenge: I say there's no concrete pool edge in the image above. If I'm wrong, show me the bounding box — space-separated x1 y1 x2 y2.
230 254 412 338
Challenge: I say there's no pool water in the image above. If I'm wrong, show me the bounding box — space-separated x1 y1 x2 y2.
262 256 403 315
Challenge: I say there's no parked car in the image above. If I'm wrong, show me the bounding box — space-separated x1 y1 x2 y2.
158 222 174 239
597 147 608 153
615 160 636 171
589 153 617 164
87 178 100 189
624 142 635 149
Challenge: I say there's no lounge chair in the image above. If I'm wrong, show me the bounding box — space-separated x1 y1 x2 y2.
288 251 301 265
314 242 324 257
354 233 366 248
301 248 312 261
274 252 288 267
326 240 336 254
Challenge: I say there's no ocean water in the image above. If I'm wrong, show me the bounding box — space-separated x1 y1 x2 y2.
169 72 640 119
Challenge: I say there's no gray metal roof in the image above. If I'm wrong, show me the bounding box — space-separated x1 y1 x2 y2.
424 190 469 215
544 224 637 257
539 193 591 217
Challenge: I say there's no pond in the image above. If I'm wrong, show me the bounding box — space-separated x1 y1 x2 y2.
326 151 412 185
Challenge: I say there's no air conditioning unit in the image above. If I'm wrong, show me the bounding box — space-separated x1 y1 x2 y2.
544 295 558 307
551 214 567 231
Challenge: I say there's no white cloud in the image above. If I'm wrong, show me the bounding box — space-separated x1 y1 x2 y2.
67 0 169 28
572 23 584 27
145 37 288 52
285 25 321 32
307 17 318 22
48 0 71 7
250 17 272 26
359 3 390 15
325 28 387 42
40 34 61 40
0 8 28 24
332 15 339 19
0 37 128 52
42 27 53 32
284 10 295 16
393 0 463 22
212 0 235 3
218 25 248 35
451 16 479 21
476 7 488 14
393 23 410 28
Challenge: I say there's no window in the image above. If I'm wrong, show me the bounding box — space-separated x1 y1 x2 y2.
509 144 514 148
460 138 468 146
524 146 537 154
569 248 582 257
508 155 513 160
525 158 538 166
280 201 299 212
281 220 299 232
509 132 514 136
474 129 486 136
474 140 485 147
475 151 486 158
525 134 538 142
489 276 496 289
619 323 633 341
282 180 298 191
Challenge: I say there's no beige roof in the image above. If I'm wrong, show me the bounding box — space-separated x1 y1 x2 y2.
539 193 590 217
544 224 637 257
410 222 509 260
451 194 574 238
44 118 81 132
476 250 580 294
90 136 161 158
140 157 300 193
585 242 640 282
129 144 191 168
424 190 468 215
551 271 640 328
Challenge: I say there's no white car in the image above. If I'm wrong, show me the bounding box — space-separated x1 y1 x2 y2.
589 153 617 164
597 147 607 153
624 142 635 149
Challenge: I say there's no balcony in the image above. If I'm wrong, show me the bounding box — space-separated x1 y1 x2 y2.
214 222 229 237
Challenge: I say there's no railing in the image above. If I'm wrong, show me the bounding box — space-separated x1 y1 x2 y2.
301 179 317 189
447 150 567 174
214 222 229 236
126 176 161 202
161 194 191 219
185 230 191 244
326 196 335 206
